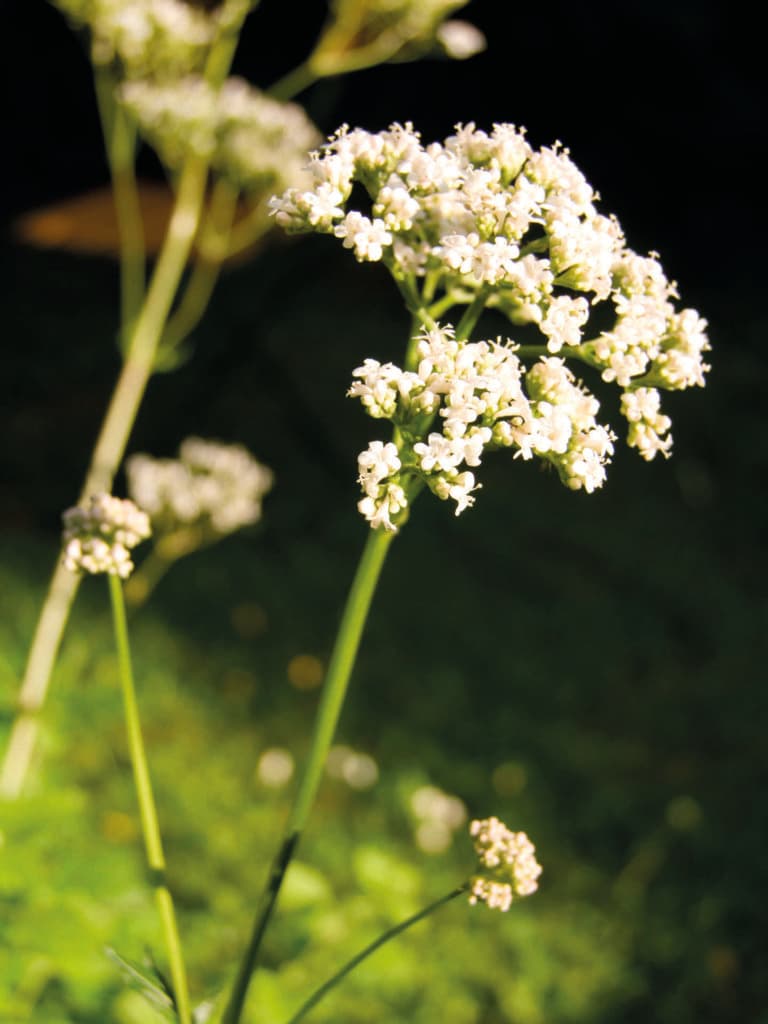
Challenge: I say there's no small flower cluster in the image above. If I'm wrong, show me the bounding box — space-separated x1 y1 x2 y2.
468 817 542 912
272 121 709 466
126 437 273 537
53 0 217 79
120 77 320 191
63 494 151 578
350 324 616 530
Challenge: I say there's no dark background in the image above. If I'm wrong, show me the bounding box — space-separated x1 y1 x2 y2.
2 2 767 1022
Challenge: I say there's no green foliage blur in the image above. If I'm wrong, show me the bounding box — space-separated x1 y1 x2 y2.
2 224 766 1024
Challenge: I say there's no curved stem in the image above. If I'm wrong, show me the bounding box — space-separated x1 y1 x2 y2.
285 886 468 1024
0 158 210 799
268 60 317 101
108 576 191 1024
221 526 396 1024
1 9 251 801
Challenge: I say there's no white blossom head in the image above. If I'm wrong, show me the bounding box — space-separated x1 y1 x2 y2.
468 816 542 912
126 437 273 537
290 122 709 529
120 77 321 191
349 324 618 530
62 494 151 578
272 122 709 417
52 0 217 79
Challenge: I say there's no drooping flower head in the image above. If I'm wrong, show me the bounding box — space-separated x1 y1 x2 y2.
62 494 151 578
468 816 542 912
271 122 710 531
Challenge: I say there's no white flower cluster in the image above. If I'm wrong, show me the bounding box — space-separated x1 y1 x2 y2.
271 122 709 463
126 437 273 537
468 816 542 912
63 494 151 578
350 324 617 531
53 0 216 79
120 77 320 191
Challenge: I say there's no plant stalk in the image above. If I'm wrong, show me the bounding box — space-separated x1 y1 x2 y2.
285 886 468 1023
108 575 191 1024
0 156 209 799
221 526 395 1024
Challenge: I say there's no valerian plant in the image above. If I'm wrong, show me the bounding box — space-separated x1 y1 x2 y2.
0 0 485 799
2 3 712 1024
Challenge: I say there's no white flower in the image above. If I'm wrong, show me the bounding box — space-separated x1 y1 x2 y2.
126 438 273 536
333 212 393 262
621 387 673 460
62 494 151 578
468 816 542 912
436 19 486 59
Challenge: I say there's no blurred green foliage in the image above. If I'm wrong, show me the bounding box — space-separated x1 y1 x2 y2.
1 240 766 1023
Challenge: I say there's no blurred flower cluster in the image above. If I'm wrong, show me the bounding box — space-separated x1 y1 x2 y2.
126 436 273 538
52 0 222 79
63 494 151 578
468 817 542 912
120 77 321 193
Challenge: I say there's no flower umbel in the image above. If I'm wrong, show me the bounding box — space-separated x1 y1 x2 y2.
468 817 542 912
349 323 617 530
62 494 151 578
126 437 274 538
272 121 710 506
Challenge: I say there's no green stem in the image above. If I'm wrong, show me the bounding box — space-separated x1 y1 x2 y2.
0 15 250 802
454 287 489 342
513 345 549 359
94 68 145 345
285 886 469 1024
268 59 317 101
221 526 396 1024
108 575 191 1024
0 158 210 799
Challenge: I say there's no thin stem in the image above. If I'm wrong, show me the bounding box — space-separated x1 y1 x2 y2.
221 526 396 1024
268 60 317 101
454 287 490 342
1 11 249 801
94 68 145 344
285 886 469 1024
1 158 210 799
108 575 191 1024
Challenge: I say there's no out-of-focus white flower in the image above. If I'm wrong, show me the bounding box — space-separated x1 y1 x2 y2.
126 437 273 538
410 784 467 854
326 745 379 790
468 816 542 912
257 748 295 789
120 77 321 191
62 494 151 578
436 20 486 59
53 0 217 79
